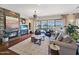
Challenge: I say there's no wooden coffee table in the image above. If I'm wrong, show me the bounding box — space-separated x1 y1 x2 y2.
49 44 60 55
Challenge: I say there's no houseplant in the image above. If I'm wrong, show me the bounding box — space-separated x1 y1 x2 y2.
72 32 79 41
66 24 75 35
66 24 79 41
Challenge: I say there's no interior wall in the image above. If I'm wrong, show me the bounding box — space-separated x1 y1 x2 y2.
29 18 34 32
30 14 78 32
66 14 76 25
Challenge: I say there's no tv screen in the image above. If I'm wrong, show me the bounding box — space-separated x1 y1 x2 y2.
20 24 28 30
6 16 19 29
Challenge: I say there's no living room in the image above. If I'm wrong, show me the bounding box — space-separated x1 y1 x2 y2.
0 4 79 55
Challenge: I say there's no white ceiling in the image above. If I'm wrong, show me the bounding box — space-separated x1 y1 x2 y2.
0 4 79 18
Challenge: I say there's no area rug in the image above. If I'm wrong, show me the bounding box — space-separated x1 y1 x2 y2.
8 37 49 55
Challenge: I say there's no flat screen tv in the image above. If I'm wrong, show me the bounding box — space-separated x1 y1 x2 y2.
6 16 19 29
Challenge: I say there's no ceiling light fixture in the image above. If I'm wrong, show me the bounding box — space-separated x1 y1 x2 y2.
33 10 37 19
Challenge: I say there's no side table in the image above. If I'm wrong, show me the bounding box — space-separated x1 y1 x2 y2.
49 44 60 55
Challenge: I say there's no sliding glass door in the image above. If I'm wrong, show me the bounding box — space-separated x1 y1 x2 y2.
35 19 64 30
41 21 48 30
35 20 41 29
48 21 54 29
35 20 48 30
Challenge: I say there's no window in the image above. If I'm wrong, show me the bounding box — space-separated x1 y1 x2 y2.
35 19 64 30
41 21 48 29
35 21 41 29
56 21 64 26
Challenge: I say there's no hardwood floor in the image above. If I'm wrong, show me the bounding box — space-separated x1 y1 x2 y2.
0 34 32 55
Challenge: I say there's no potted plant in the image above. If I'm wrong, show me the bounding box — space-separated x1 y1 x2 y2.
72 32 79 41
66 24 79 41
3 34 9 42
66 24 75 35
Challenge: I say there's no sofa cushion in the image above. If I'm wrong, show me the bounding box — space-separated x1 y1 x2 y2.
62 35 73 43
52 40 77 49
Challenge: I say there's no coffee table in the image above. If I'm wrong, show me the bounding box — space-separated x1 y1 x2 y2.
49 44 60 55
